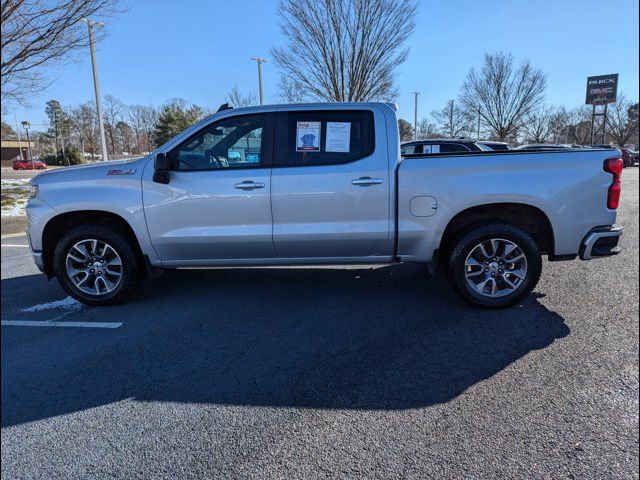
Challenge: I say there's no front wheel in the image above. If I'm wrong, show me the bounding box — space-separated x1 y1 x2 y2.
447 223 542 308
53 224 143 306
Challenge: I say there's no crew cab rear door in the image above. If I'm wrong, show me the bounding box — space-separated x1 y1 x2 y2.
270 107 391 259
142 112 276 263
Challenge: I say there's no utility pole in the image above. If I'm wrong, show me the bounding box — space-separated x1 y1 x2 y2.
251 57 267 105
13 110 23 161
81 18 109 161
21 121 33 167
601 103 608 145
589 104 596 145
477 104 482 140
448 100 454 138
412 92 420 140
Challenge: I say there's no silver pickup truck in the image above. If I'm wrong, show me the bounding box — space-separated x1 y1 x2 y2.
26 102 624 308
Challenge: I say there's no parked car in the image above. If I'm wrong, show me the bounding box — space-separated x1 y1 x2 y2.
27 103 624 308
478 140 511 151
514 144 574 151
12 159 47 170
620 148 635 168
401 139 487 155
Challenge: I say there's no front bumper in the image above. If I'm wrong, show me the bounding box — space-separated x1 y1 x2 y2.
579 226 623 260
31 251 45 272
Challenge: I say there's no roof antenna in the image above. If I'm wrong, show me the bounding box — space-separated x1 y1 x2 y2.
217 103 232 112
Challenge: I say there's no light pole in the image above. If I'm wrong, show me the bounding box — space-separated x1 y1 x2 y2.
13 110 23 161
251 57 267 105
81 18 109 161
21 121 33 167
412 92 420 140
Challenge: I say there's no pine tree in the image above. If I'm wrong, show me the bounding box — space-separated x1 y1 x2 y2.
152 99 204 146
45 99 73 158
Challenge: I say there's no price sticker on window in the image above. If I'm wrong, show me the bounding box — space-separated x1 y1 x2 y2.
296 121 321 152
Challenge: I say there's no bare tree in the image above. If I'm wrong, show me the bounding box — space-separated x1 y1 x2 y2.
128 104 158 152
431 100 471 138
561 106 594 145
272 0 416 102
102 94 123 155
521 104 567 143
68 102 98 158
606 94 639 147
416 118 439 139
460 52 546 141
225 86 257 108
115 120 134 154
278 75 307 103
1 0 120 105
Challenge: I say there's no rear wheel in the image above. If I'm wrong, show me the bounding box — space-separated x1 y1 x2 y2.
447 223 542 308
53 224 143 305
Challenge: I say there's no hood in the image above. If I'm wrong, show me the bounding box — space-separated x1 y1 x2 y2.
31 156 152 184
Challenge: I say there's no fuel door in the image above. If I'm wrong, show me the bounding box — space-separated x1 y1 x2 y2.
409 195 438 217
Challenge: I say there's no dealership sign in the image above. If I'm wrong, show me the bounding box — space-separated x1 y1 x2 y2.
585 74 618 105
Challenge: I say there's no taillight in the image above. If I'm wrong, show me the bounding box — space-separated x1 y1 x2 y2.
604 158 623 209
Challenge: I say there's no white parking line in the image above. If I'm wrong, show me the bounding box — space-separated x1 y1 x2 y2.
1 244 29 248
1 320 122 329
0 232 26 239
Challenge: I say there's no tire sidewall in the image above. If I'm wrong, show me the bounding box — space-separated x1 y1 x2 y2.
449 224 542 308
53 224 140 306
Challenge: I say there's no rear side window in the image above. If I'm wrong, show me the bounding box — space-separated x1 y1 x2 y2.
401 144 416 155
439 143 471 153
275 110 375 166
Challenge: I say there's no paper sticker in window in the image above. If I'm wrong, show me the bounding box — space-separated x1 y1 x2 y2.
296 121 321 152
326 122 351 152
430 144 440 153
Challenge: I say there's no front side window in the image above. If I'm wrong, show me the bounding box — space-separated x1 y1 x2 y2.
171 115 268 170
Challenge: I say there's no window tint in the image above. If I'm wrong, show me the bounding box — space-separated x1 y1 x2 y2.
481 143 510 151
171 114 269 170
439 143 471 153
401 144 416 155
275 110 375 166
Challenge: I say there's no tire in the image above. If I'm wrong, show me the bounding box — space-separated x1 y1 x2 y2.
53 223 143 306
447 223 542 309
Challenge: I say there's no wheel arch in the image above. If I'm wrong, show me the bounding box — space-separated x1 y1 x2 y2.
42 210 145 277
437 203 555 262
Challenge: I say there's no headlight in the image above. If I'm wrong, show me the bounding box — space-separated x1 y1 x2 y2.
28 184 39 199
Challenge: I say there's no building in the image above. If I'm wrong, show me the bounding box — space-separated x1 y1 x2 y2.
1 140 35 167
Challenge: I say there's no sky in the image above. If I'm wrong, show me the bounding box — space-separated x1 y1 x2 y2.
5 0 640 130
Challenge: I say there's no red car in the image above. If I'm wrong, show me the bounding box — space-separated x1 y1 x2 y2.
620 148 635 168
12 159 47 170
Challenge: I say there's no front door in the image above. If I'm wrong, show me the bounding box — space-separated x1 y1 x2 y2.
143 113 276 263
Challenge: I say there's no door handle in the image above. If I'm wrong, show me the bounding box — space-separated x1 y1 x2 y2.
351 176 383 186
234 181 265 190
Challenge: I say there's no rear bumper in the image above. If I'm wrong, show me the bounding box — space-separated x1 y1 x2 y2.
579 226 623 260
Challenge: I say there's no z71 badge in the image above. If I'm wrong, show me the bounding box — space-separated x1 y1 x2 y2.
107 169 136 176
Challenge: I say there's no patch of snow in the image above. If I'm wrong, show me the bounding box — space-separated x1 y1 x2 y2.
1 178 31 188
1 178 30 216
21 296 83 313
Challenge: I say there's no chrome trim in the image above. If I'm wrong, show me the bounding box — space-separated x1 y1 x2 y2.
580 226 623 260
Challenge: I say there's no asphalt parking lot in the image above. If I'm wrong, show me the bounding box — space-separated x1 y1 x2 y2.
1 169 638 479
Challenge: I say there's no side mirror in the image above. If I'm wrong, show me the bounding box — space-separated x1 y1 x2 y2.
153 153 170 184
